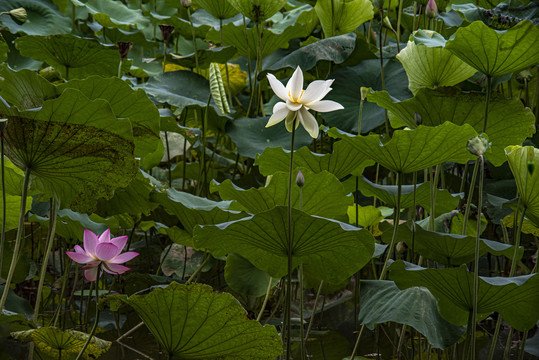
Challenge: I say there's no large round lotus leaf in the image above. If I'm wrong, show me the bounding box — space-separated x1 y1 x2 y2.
322 59 412 134
206 21 300 59
72 0 150 30
151 188 248 236
227 117 313 158
397 30 477 94
255 143 375 179
314 0 374 38
193 0 239 19
58 76 161 159
227 0 287 22
194 206 375 283
15 35 131 80
383 223 524 265
211 170 352 220
123 282 282 359
328 122 476 174
367 88 536 166
445 20 539 77
11 327 111 360
225 253 279 297
505 146 539 227
389 260 539 331
0 66 57 110
0 88 138 212
0 0 71 36
359 280 466 349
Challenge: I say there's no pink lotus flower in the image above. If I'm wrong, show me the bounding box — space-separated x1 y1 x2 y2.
66 229 139 281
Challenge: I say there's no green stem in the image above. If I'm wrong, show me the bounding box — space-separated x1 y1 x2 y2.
164 131 172 187
462 160 480 235
256 277 273 322
396 0 405 44
198 96 211 196
482 76 492 133
299 264 305 360
220 19 233 107
33 198 59 322
187 7 199 73
0 129 6 273
0 167 31 312
428 165 441 231
379 172 402 280
51 258 72 327
242 16 253 116
378 12 390 138
118 59 123 78
75 265 101 360
304 280 323 341
156 243 174 276
185 253 212 284
181 108 188 191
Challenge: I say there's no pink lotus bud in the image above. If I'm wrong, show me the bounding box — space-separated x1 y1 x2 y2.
296 170 305 188
426 0 438 19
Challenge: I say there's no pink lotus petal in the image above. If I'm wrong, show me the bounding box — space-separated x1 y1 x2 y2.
98 229 111 243
66 251 93 264
110 235 128 251
103 263 130 274
84 266 100 282
83 229 98 257
74 245 87 255
95 243 120 261
109 251 139 264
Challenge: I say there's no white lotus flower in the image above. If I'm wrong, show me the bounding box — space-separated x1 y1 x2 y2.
266 66 344 138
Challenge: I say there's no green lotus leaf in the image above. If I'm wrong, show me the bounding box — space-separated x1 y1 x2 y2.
270 3 318 36
211 170 352 220
101 27 157 50
526 323 539 357
72 0 150 30
225 253 279 297
0 66 57 109
0 34 7 63
383 223 524 265
228 0 287 22
193 0 239 19
151 188 248 236
194 206 375 283
170 46 237 69
160 244 212 278
367 88 536 166
328 122 476 174
58 76 161 159
206 21 300 58
389 260 539 331
0 310 34 333
264 33 357 73
445 20 539 77
323 59 412 134
0 193 32 232
255 143 375 179
123 282 282 359
11 327 111 360
227 117 313 158
505 146 539 227
314 0 374 38
0 88 138 212
359 280 466 349
347 205 386 228
15 34 131 80
0 0 71 36
397 30 477 94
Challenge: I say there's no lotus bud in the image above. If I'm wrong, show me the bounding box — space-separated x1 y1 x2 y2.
181 0 192 8
159 24 175 44
396 241 408 254
296 170 305 188
360 87 369 102
414 112 422 126
0 118 7 132
117 42 133 60
467 135 489 157
8 7 27 25
425 0 438 19
383 16 395 31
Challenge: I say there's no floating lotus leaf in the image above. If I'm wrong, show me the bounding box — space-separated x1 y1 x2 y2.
151 188 248 236
15 34 131 79
0 0 71 36
397 30 477 94
211 170 352 220
505 146 539 227
194 206 375 283
367 88 536 166
328 122 476 174
11 327 111 360
389 260 539 331
225 253 278 297
227 0 287 22
255 143 375 179
72 0 149 30
383 223 524 265
359 280 466 349
445 20 539 77
123 282 282 359
0 88 138 212
193 0 239 19
314 0 374 37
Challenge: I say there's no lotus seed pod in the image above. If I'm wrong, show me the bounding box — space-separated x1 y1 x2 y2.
117 42 133 60
296 171 305 188
8 8 27 25
159 24 175 43
360 87 369 101
467 135 489 156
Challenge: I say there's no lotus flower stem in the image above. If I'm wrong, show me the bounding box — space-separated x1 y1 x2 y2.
187 7 200 73
0 126 6 273
182 109 189 191
242 16 253 115
164 131 172 187
379 171 402 280
220 19 233 107
33 198 59 322
396 0 405 44
304 280 323 341
256 277 273 322
428 165 441 231
75 265 101 360
185 253 212 284
378 12 390 138
461 160 480 235
299 264 306 360
51 258 71 328
0 167 31 312
483 76 492 133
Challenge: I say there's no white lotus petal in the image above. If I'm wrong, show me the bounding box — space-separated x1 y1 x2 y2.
285 111 299 133
307 100 344 113
301 79 334 105
286 100 302 111
286 66 304 102
298 107 319 138
266 73 288 101
266 102 289 127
